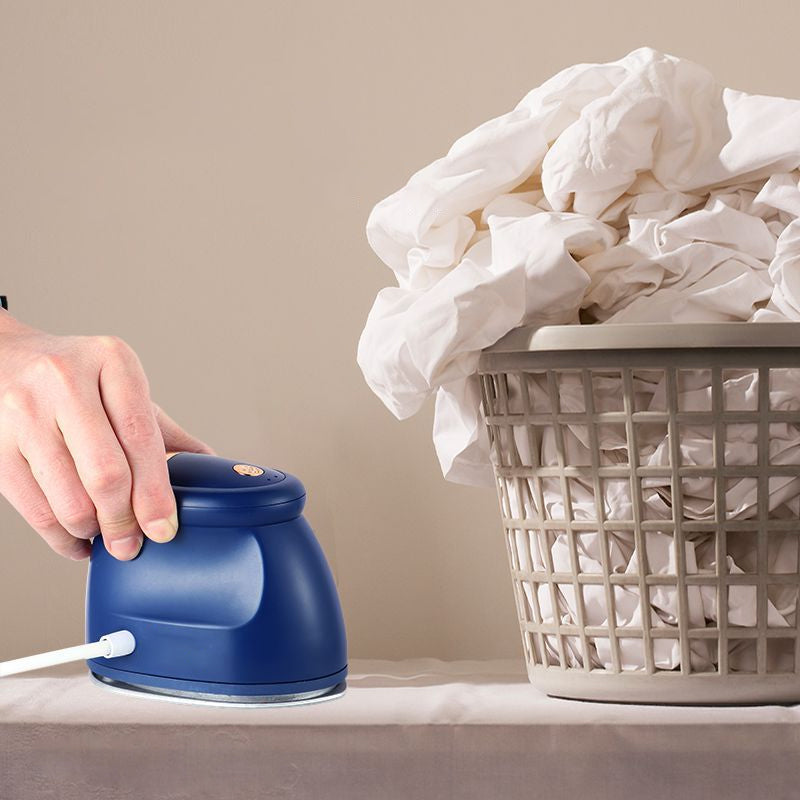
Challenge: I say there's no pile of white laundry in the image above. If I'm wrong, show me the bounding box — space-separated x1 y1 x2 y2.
358 48 800 671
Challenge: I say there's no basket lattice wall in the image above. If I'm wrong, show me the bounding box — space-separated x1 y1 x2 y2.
478 323 800 704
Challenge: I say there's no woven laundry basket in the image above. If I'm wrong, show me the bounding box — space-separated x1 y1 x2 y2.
478 322 800 704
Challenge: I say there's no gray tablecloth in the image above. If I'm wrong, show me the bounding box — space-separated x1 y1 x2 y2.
2 658 800 799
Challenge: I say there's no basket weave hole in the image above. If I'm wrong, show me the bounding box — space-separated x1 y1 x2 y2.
641 477 672 520
591 371 625 412
724 477 758 520
677 369 712 412
596 423 629 465
503 477 537 520
688 638 718 673
768 532 799 574
728 639 758 673
601 479 633 521
725 530 759 573
766 638 796 673
723 423 758 466
722 369 760 411
556 371 586 413
567 477 597 520
768 422 800 465
617 638 646 672
635 421 669 462
767 585 798 629
524 372 552 414
769 368 800 411
563 636 585 668
680 475 716 519
631 369 666 412
677 424 715 467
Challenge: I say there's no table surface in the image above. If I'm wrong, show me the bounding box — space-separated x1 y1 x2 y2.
3 658 800 800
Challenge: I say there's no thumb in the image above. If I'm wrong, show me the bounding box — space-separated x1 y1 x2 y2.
152 402 216 456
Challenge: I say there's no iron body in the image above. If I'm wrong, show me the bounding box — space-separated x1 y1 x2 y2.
86 453 348 705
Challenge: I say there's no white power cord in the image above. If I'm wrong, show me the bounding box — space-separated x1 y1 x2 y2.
0 631 136 677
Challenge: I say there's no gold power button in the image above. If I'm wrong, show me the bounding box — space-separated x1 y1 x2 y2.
233 464 265 477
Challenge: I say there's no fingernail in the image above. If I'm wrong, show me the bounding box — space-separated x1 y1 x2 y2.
146 512 178 543
108 534 143 560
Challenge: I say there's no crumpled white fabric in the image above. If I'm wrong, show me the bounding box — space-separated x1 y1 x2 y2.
358 46 800 485
359 47 800 670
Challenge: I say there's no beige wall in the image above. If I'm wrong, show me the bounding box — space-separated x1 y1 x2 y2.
2 0 800 661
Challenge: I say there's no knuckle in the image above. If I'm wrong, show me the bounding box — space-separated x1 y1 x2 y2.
135 485 175 520
94 335 132 360
84 458 131 495
31 353 70 380
136 478 171 505
1 387 35 416
26 502 59 533
118 410 157 444
59 499 97 533
15 354 80 398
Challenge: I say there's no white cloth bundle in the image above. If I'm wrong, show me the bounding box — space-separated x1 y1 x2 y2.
358 46 800 485
358 48 800 670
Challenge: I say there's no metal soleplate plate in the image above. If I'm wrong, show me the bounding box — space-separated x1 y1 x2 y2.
90 672 346 708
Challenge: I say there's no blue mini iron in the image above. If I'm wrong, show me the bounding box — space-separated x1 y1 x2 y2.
85 452 347 706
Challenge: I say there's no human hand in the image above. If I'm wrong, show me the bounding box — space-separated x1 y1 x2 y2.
0 312 214 561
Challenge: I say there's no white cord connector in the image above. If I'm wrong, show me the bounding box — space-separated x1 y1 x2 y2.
0 630 136 677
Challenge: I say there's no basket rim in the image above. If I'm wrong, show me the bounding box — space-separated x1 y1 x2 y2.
484 322 800 353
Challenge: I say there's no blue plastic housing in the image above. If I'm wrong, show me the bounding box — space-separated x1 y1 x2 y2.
86 453 347 698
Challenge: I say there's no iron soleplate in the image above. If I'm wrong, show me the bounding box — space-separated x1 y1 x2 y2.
90 672 346 708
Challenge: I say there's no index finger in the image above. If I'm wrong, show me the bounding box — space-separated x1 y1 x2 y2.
96 337 178 545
